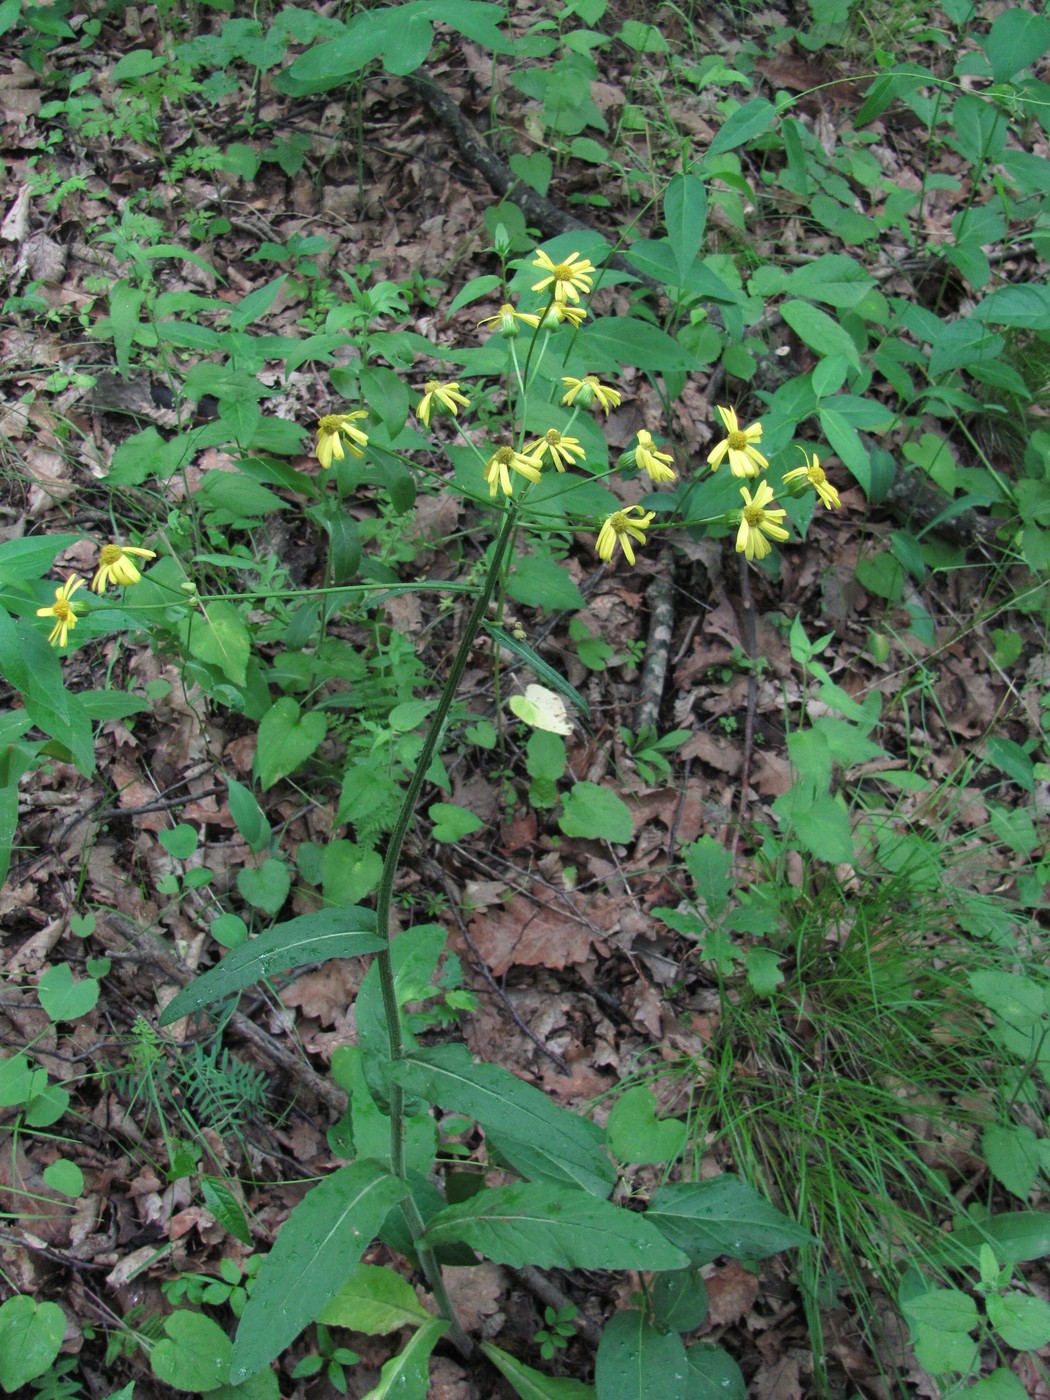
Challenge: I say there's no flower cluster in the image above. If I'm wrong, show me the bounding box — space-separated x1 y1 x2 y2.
707 406 842 562
37 543 157 647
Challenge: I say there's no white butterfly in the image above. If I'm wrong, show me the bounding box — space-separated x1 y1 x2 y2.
508 684 573 735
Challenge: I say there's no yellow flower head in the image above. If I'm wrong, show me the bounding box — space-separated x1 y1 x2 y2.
91 543 156 593
523 429 586 472
36 575 85 647
707 406 768 478
782 451 842 510
531 248 595 304
477 303 540 336
561 375 621 414
483 444 544 498
736 480 790 561
316 412 369 468
595 505 656 565
541 303 587 329
416 380 470 428
634 430 677 484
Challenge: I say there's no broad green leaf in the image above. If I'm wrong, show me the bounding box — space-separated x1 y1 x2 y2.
963 1370 1029 1400
201 1176 252 1245
943 1211 1050 1267
0 534 82 583
647 1176 814 1265
651 1270 709 1334
236 858 291 916
424 1182 689 1271
151 1311 232 1392
255 696 327 789
664 173 707 281
0 1296 65 1392
230 1162 405 1381
480 1341 597 1400
707 98 776 157
816 406 871 493
391 1043 615 1198
578 317 696 370
984 736 1035 793
595 1309 688 1400
901 1287 978 1333
185 600 250 687
783 254 874 308
983 1123 1042 1200
684 835 733 917
983 8 1050 80
508 555 585 611
321 839 382 905
318 1263 432 1332
359 1316 447 1400
606 1087 687 1165
974 284 1050 329
986 1292 1050 1350
42 1159 84 1198
38 964 99 1022
772 782 854 864
781 300 860 370
429 801 485 842
159 908 381 1022
355 925 447 1058
684 1344 746 1399
558 782 633 842
109 281 144 377
228 275 288 330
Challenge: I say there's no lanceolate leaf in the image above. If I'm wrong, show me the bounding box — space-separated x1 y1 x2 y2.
595 1309 688 1400
646 1177 814 1265
360 1316 448 1400
423 1182 689 1271
230 1162 405 1381
480 1341 597 1400
390 1045 615 1198
159 908 382 1022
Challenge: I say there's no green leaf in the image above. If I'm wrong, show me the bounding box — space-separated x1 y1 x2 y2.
944 1211 1050 1267
151 1311 232 1393
0 1296 65 1392
228 275 288 330
159 823 199 860
480 624 591 719
651 1269 709 1334
201 1176 252 1245
429 801 485 843
684 1344 746 1399
424 1182 690 1271
42 1158 84 1198
783 254 874 308
772 782 854 864
236 858 291 916
226 778 271 853
606 1087 687 1165
38 964 99 1022
230 1162 406 1382
595 1310 688 1400
109 281 145 377
321 840 383 905
684 835 733 917
974 284 1050 330
318 1263 432 1333
359 1316 447 1400
508 555 585 611
781 300 860 370
480 1341 597 1400
986 1292 1050 1350
707 98 776 157
664 173 707 281
255 697 327 789
647 1177 814 1265
185 600 250 686
0 534 82 583
159 908 381 1022
390 1044 615 1199
558 782 633 842
901 1287 979 1333
984 736 1034 793
963 1368 1031 1400
983 1124 1042 1200
578 317 695 371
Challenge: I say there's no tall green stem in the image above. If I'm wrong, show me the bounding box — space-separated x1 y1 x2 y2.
370 500 520 1353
